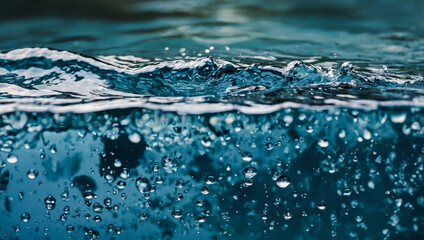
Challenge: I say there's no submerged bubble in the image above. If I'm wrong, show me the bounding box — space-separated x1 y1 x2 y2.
161 156 178 173
172 209 183 219
317 202 327 210
44 195 56 210
243 167 258 179
276 175 290 188
21 213 30 222
205 176 215 185
7 155 18 164
135 177 151 194
242 152 252 162
27 169 39 179
318 139 329 148
283 209 292 220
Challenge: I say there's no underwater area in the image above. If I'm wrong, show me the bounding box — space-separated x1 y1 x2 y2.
0 0 424 239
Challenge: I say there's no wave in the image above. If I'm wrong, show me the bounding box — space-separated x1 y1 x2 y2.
0 48 423 114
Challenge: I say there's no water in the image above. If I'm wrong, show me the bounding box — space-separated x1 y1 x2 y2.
0 0 424 239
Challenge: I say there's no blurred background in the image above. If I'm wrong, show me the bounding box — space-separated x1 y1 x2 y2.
0 0 423 71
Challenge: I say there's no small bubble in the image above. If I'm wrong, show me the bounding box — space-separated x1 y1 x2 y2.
317 202 327 210
66 225 74 233
242 152 252 162
176 193 184 201
114 160 122 168
338 129 346 138
265 143 274 150
44 195 56 210
139 212 149 220
196 199 204 206
172 209 183 219
283 209 292 220
390 113 407 123
93 203 103 212
135 177 151 194
243 179 254 187
117 180 126 189
176 179 185 188
343 188 352 196
205 176 215 185
243 167 257 179
276 175 290 188
128 133 141 143
318 139 329 148
306 126 314 133
197 215 206 223
7 154 18 163
155 176 164 184
21 213 31 222
27 169 38 179
93 215 102 222
201 186 210 195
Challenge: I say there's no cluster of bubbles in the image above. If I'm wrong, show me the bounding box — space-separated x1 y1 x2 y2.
0 106 423 239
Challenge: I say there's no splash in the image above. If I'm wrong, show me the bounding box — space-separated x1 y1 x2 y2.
1 48 423 114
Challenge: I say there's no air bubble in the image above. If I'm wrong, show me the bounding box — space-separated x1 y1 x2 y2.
27 169 39 179
276 175 290 188
317 202 327 210
44 195 56 210
243 167 257 179
242 152 252 162
135 177 152 194
21 213 31 222
7 154 18 164
172 209 183 218
318 139 329 148
283 209 292 220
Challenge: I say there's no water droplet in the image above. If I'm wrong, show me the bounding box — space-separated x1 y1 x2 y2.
283 209 292 220
201 186 210 195
172 209 183 218
135 177 151 194
338 128 346 138
176 179 185 188
128 132 141 143
318 139 329 148
155 176 164 184
265 143 273 150
205 176 215 185
66 225 74 233
7 154 18 164
306 126 314 133
93 203 103 212
317 202 327 210
276 175 290 188
117 180 126 189
343 188 352 196
390 113 407 123
242 152 252 162
243 167 257 179
27 169 38 179
339 62 353 75
161 156 178 173
21 213 30 222
197 215 206 223
93 215 102 222
114 160 122 168
139 212 149 220
44 195 56 210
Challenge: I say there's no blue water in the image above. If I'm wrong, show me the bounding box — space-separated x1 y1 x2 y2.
0 0 424 239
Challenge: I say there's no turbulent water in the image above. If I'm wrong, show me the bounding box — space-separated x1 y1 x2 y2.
0 0 424 239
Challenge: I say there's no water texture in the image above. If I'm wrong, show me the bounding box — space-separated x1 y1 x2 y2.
0 0 423 239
